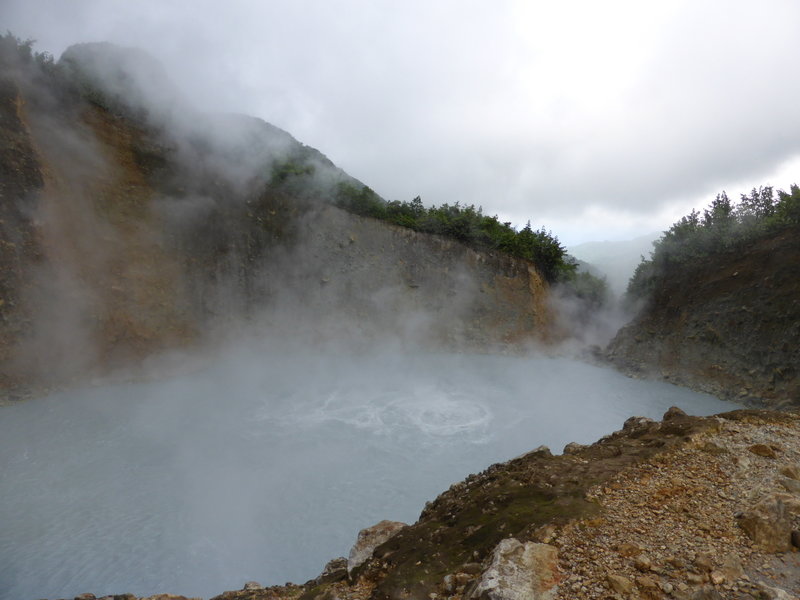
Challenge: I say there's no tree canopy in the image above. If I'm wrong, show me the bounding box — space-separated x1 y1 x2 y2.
2 32 587 290
627 184 800 301
333 182 577 283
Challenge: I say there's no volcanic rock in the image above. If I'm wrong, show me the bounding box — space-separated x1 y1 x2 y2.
469 538 560 600
749 444 779 458
736 494 792 552
780 464 800 480
605 573 633 594
347 520 406 575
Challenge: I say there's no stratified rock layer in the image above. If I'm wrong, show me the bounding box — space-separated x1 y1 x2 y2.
1 44 554 399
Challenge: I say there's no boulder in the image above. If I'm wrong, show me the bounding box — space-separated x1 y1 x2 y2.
736 494 792 552
469 538 560 600
686 572 706 585
308 557 348 586
633 555 652 571
693 552 714 572
720 553 743 581
779 477 800 494
562 442 586 455
606 573 633 594
347 520 406 575
748 444 778 458
530 445 552 458
615 542 642 557
779 464 800 480
691 585 724 600
663 406 687 420
756 583 794 600
622 416 655 431
699 441 728 455
636 575 658 590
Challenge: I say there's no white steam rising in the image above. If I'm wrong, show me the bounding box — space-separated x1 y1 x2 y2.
0 349 737 600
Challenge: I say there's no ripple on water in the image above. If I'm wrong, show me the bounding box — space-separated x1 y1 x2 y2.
252 384 493 444
0 352 737 600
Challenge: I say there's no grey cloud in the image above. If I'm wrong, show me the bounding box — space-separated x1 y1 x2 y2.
4 0 800 241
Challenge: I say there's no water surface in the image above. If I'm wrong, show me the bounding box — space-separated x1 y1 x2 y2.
0 351 737 599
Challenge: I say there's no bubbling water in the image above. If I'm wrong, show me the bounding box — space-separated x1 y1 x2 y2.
257 385 493 443
0 351 737 600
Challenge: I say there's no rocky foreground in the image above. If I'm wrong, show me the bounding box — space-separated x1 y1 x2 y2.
65 408 800 600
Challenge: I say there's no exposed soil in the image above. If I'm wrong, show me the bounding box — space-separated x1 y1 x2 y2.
553 410 800 599
607 226 800 409
0 51 555 401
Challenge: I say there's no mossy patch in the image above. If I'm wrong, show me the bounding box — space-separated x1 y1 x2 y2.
367 461 600 599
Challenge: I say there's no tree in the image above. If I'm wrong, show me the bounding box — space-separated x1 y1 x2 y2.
738 186 775 220
626 182 800 304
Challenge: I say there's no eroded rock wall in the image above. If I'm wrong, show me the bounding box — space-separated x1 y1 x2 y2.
606 226 800 408
0 61 554 396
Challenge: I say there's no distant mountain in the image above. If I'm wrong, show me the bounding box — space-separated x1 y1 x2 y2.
568 232 660 296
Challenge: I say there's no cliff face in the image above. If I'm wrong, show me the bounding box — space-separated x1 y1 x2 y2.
606 225 800 408
0 43 553 396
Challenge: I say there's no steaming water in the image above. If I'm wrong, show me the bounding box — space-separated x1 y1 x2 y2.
0 352 737 599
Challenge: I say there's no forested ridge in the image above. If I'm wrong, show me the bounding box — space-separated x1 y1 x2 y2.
3 31 599 299
627 184 800 302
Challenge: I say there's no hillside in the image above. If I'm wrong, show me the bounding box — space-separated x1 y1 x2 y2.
568 232 660 297
0 38 558 398
606 207 800 410
5 34 800 600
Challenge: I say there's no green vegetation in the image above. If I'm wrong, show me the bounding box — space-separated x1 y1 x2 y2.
269 160 315 185
566 270 611 311
2 31 599 295
627 184 800 301
0 32 82 113
333 182 579 283
0 31 58 74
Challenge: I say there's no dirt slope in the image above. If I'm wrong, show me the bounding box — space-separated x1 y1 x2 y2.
607 225 800 409
0 45 555 398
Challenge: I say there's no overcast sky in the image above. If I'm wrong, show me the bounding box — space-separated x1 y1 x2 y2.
5 0 800 244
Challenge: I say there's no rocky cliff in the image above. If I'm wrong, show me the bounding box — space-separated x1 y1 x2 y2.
606 225 800 409
0 41 554 398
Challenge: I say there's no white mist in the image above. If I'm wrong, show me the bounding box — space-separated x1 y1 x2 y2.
0 350 736 599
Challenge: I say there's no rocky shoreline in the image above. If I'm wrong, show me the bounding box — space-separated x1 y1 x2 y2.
58 407 800 600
